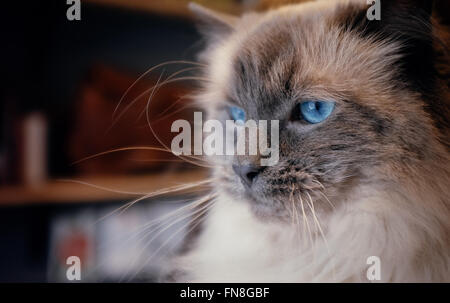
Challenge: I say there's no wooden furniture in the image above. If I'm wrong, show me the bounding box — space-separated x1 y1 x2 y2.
0 170 208 206
85 0 244 18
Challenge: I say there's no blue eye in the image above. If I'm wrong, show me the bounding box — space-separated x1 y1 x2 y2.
229 106 246 123
299 101 335 124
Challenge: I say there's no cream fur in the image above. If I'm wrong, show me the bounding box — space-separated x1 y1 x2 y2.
174 0 450 282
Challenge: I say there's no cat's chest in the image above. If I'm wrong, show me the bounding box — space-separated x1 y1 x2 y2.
195 197 305 264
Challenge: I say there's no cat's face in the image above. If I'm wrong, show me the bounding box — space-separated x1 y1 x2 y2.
192 0 443 220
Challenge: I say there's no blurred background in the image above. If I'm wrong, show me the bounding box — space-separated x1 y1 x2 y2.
1 0 449 282
0 0 262 282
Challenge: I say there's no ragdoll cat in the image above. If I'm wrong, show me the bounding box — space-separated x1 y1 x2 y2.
167 0 450 282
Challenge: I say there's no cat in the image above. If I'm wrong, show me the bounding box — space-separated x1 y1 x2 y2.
166 0 450 282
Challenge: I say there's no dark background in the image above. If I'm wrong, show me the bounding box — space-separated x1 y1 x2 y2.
0 0 448 282
1 0 203 282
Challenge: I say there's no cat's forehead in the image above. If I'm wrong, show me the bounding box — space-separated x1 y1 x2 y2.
206 0 400 110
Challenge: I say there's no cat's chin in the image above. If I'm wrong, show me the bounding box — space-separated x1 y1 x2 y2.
239 192 297 223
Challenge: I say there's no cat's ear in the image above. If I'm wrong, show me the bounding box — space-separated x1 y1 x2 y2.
356 0 434 36
382 0 433 18
379 0 433 32
188 2 238 41
349 0 437 96
380 0 436 95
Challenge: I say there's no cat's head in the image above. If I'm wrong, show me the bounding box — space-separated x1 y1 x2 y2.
190 0 449 220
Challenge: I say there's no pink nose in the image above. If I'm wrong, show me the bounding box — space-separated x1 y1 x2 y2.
232 164 262 187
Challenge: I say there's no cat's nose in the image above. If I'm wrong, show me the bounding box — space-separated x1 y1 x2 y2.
232 164 262 187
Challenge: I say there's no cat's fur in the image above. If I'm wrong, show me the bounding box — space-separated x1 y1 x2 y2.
170 0 450 282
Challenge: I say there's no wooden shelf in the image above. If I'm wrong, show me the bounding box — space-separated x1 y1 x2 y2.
0 170 208 206
85 0 244 18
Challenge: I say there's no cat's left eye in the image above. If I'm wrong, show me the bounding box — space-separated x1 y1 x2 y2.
297 100 335 124
229 106 246 123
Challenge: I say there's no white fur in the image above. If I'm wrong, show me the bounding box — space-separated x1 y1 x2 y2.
177 165 450 282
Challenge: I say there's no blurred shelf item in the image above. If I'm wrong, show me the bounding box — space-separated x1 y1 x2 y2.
85 0 246 17
0 170 208 206
69 65 194 175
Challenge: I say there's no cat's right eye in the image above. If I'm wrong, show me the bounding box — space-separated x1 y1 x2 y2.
294 100 335 124
228 106 246 124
